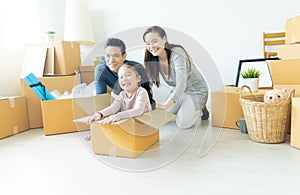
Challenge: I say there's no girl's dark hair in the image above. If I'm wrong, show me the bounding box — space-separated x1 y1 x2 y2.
143 26 192 87
117 62 156 109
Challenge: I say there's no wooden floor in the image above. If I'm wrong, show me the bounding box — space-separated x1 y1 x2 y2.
1 119 299 195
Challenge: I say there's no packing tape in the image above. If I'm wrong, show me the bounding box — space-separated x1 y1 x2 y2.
13 126 19 134
9 97 15 108
109 146 117 157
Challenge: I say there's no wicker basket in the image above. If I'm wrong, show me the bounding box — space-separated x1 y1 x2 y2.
239 85 293 143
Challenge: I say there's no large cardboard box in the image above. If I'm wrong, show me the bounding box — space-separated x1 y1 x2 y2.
267 59 300 85
277 44 300 60
211 90 244 129
0 97 29 139
20 75 80 128
26 41 81 75
41 98 89 135
74 94 176 158
291 97 300 149
285 15 300 44
268 59 300 95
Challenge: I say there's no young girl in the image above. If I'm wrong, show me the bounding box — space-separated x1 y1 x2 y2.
88 64 152 124
143 26 209 129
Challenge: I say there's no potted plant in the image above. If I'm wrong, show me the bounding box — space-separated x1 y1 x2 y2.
44 30 56 42
240 67 261 92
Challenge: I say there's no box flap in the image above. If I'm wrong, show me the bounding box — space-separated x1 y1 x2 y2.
267 59 300 85
74 94 176 129
135 109 176 129
73 93 112 116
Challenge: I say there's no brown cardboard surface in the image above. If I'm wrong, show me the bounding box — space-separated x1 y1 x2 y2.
26 41 81 75
20 74 80 128
267 59 300 85
0 97 29 139
285 16 300 44
291 97 300 149
74 94 176 158
211 90 243 129
211 89 268 129
277 44 300 60
41 98 89 135
78 65 95 84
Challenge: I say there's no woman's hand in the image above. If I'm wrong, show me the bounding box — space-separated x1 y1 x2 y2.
156 103 166 110
156 99 175 110
99 114 121 124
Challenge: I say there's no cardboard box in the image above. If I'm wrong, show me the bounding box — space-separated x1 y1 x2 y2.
286 15 300 44
41 98 89 135
0 97 29 139
74 94 176 158
267 59 300 85
291 97 300 149
26 41 81 75
20 75 80 128
211 89 268 129
211 90 244 129
278 44 300 60
78 65 95 84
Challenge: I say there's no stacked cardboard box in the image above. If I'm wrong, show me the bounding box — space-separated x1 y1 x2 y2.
25 41 81 75
268 26 300 148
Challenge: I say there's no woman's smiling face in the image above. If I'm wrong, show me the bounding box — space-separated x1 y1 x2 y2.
144 32 167 57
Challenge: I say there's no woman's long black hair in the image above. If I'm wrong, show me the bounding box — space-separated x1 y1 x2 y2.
143 26 192 88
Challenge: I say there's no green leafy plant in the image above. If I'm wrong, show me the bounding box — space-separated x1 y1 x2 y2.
240 67 261 78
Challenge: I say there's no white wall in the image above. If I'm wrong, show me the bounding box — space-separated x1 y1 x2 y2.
0 0 300 96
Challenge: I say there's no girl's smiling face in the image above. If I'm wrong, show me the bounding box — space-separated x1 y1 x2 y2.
118 65 141 93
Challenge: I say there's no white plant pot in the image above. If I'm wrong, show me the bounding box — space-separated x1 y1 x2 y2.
243 78 259 92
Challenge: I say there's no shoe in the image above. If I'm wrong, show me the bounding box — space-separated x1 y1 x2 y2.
201 105 209 120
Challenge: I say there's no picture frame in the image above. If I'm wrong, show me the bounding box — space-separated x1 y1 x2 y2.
235 57 279 88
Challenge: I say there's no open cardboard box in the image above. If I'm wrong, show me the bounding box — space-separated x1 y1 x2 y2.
20 74 81 128
41 97 90 135
74 94 176 158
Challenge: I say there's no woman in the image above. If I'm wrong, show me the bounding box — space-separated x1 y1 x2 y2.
143 26 209 129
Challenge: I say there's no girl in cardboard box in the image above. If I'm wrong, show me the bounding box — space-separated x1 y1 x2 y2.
85 64 152 141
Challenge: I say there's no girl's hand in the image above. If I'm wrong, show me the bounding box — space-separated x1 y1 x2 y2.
99 114 121 124
87 112 103 124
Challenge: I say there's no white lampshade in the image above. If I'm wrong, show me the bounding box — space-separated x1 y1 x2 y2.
64 0 95 44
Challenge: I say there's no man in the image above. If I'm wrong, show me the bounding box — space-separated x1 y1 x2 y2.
94 38 156 109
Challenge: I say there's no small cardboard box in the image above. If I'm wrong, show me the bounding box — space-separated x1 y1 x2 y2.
285 15 300 44
0 96 29 139
74 94 176 158
41 98 89 135
277 44 300 60
211 89 244 129
78 65 95 84
291 97 300 149
26 41 81 75
20 74 80 128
